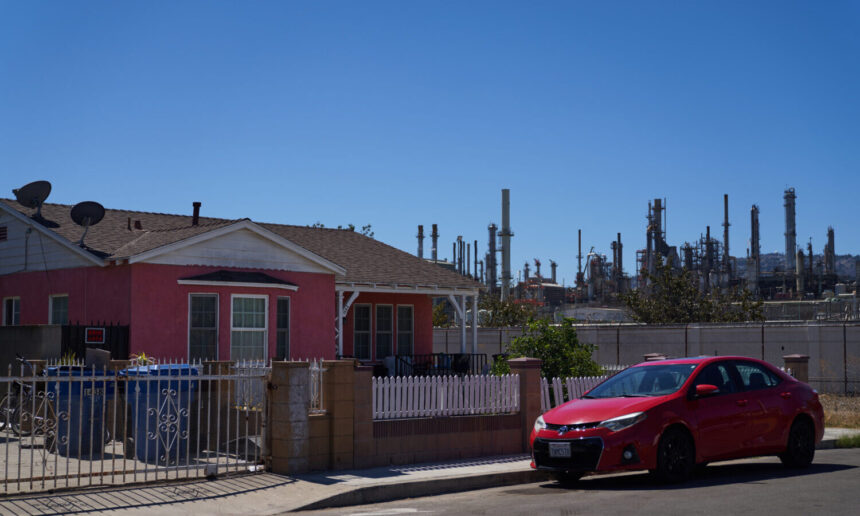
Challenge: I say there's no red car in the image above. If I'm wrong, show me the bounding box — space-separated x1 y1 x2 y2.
530 356 824 483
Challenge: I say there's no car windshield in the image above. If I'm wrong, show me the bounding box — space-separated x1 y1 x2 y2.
584 363 699 399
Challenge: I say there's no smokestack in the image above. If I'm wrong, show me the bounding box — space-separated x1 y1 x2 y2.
467 242 471 277
487 224 498 293
577 229 583 275
192 202 201 226
722 194 730 273
500 189 513 300
474 239 478 281
749 205 761 291
617 232 623 292
796 249 805 295
550 260 557 284
784 188 797 272
825 227 835 275
534 259 541 278
431 224 439 262
417 225 424 259
524 262 530 283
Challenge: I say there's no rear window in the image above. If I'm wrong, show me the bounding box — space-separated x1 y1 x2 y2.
735 361 781 391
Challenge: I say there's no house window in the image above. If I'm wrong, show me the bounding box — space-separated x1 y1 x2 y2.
0 226 7 241
397 305 413 355
189 294 218 361
50 295 68 325
3 298 20 326
376 305 393 359
353 304 371 360
276 297 290 360
231 295 267 360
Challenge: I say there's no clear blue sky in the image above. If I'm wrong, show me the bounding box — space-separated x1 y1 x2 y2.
2 1 858 285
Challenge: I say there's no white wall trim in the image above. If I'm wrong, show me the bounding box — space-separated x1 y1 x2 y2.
335 283 479 297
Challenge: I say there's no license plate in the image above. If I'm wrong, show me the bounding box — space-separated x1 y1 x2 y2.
549 442 571 458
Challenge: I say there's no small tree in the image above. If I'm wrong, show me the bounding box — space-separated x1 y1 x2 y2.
623 259 764 323
479 294 537 327
492 318 602 379
432 302 450 327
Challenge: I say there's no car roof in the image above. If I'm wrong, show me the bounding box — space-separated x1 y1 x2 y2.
630 356 768 368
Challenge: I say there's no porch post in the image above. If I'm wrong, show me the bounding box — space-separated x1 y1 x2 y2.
471 293 478 354
337 291 344 357
460 294 467 353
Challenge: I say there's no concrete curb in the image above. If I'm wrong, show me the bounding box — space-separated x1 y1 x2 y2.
292 469 553 512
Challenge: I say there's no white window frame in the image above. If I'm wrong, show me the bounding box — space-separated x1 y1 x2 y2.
3 297 20 326
275 296 291 360
230 294 269 361
396 304 414 356
375 304 393 360
353 303 372 361
188 293 219 361
49 294 69 325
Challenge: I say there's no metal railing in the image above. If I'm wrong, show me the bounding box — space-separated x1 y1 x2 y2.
393 353 488 377
308 359 326 415
0 357 268 494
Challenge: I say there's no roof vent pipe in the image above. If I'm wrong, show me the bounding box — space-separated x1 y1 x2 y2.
192 202 201 226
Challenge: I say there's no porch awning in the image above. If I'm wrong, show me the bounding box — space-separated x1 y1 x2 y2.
177 270 299 291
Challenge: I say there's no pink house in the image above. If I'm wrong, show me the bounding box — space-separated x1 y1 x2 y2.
0 197 481 362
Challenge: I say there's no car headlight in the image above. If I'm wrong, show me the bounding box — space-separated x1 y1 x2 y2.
598 412 646 432
534 415 546 432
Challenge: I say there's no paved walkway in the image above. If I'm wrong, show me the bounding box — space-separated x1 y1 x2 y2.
0 427 856 515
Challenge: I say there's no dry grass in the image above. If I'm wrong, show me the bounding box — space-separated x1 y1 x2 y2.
820 394 860 429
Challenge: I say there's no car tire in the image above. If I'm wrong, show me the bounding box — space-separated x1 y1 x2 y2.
654 427 695 483
779 418 815 468
554 471 583 486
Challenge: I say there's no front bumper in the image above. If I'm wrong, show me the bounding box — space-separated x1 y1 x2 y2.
532 437 603 472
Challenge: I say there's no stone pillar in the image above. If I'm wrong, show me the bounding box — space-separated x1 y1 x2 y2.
353 365 375 469
324 360 356 470
269 361 310 474
509 357 542 452
783 354 810 383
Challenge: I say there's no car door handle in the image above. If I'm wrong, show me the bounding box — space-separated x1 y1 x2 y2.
780 392 792 399
736 399 748 407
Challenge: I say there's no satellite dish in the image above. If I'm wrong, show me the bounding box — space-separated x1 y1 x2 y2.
12 180 51 218
70 201 105 247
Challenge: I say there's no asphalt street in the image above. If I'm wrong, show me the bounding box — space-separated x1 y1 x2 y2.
299 448 860 516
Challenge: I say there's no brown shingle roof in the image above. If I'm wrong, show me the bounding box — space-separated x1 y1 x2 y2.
1 199 481 290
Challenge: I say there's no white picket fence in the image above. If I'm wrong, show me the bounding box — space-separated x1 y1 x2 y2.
540 375 608 413
372 374 519 420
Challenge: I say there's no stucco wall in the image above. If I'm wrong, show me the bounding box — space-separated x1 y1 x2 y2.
0 265 132 325
341 293 433 361
129 263 336 360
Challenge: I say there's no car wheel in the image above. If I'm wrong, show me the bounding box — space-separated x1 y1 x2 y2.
654 427 694 483
779 418 815 468
554 471 583 486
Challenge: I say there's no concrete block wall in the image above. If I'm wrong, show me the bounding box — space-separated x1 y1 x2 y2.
269 357 544 473
438 322 860 393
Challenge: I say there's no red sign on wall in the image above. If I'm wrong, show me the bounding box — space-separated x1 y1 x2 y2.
85 327 105 344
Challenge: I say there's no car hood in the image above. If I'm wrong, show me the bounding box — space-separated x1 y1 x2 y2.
544 396 666 424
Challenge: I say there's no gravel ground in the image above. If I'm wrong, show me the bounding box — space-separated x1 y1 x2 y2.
820 394 860 428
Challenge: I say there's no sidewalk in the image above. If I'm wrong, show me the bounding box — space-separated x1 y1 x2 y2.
0 427 856 515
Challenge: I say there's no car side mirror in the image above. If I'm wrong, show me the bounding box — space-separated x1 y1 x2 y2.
694 384 719 398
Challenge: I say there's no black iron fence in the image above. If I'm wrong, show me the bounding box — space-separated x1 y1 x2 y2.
393 353 488 377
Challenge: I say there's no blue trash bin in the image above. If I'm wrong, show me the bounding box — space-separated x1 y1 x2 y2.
46 366 115 458
121 364 199 464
